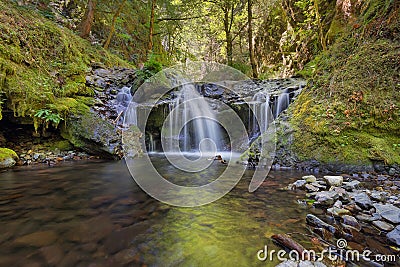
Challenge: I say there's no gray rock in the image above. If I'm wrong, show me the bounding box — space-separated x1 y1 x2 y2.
293 180 307 189
303 175 317 183
387 225 400 246
389 168 396 176
341 215 361 231
276 260 298 267
305 184 319 192
372 220 394 231
327 207 351 217
306 214 336 233
311 182 326 190
373 203 400 224
0 148 18 169
323 176 343 187
342 180 360 191
315 191 339 206
356 213 381 222
370 191 387 202
353 192 373 209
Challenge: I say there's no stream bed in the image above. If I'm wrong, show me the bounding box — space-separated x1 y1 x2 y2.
0 156 341 266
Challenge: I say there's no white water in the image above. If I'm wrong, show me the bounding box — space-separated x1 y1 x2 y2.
166 83 222 153
249 92 272 136
274 92 290 118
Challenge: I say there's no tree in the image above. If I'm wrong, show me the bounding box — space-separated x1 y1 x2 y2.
247 0 258 78
79 0 96 38
103 0 127 49
148 0 157 52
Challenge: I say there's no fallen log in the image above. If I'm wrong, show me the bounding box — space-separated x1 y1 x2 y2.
271 233 309 260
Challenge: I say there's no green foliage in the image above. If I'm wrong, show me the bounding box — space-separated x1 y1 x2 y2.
34 109 63 130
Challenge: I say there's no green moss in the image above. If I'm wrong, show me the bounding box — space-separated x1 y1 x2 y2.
290 36 400 165
48 140 74 151
0 147 18 161
0 0 132 126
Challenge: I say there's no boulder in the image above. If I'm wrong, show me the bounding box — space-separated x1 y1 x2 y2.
61 110 122 159
373 203 400 224
323 176 343 187
0 148 19 169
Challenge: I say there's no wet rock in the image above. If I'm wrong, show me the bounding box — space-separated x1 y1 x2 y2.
305 184 319 192
302 175 317 183
293 180 307 189
353 192 373 209
40 245 64 265
387 225 400 246
372 220 394 231
342 180 360 191
14 230 58 247
314 191 339 206
341 215 361 231
306 214 336 233
114 249 139 265
356 213 381 222
0 148 19 168
323 176 343 187
373 203 400 224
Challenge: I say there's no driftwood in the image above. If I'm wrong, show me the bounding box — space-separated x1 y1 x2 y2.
271 234 309 260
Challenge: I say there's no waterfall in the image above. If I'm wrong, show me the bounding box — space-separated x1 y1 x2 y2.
274 92 290 118
250 92 272 136
165 83 222 153
148 133 156 152
124 101 137 126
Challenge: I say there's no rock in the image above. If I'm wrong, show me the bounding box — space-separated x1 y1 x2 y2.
66 215 114 243
14 230 58 247
341 215 361 231
372 221 394 231
276 260 298 267
293 179 307 189
114 249 138 265
314 191 339 206
323 176 343 187
40 245 64 265
342 180 360 191
61 110 122 159
356 213 381 222
389 168 396 176
0 148 19 168
302 175 317 183
373 203 400 224
370 191 387 202
353 192 373 209
387 226 400 246
327 207 351 217
305 184 319 192
306 214 336 233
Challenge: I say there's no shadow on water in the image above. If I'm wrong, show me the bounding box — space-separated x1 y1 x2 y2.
0 156 313 266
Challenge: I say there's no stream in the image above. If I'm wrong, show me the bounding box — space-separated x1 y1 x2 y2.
0 155 317 267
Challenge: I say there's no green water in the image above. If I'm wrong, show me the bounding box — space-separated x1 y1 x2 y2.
0 156 313 266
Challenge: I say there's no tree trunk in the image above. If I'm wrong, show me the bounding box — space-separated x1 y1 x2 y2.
79 0 96 38
247 0 258 78
148 0 157 52
103 0 127 49
224 6 233 66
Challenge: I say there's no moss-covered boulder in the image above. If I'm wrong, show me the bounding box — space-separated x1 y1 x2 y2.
0 148 18 168
61 110 122 159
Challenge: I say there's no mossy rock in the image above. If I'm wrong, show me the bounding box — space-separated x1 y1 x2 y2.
60 109 121 159
0 148 18 168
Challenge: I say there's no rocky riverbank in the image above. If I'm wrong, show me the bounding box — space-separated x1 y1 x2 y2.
278 173 400 266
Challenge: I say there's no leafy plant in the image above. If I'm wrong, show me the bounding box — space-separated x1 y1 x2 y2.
34 109 63 131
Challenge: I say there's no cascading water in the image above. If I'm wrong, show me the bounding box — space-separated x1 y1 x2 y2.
249 92 272 138
166 83 222 153
274 91 290 118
